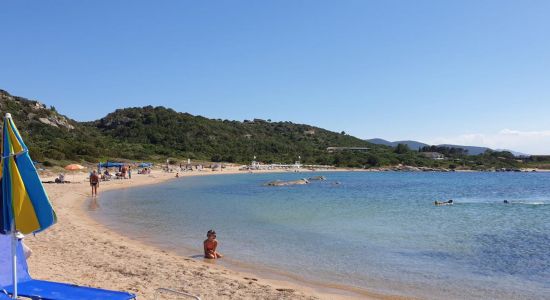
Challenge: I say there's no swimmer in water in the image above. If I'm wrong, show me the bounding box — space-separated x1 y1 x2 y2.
434 199 453 206
204 230 223 259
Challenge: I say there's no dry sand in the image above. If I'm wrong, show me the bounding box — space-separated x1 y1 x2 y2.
24 168 409 300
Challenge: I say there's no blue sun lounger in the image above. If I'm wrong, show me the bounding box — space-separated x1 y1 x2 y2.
3 281 136 300
0 235 136 300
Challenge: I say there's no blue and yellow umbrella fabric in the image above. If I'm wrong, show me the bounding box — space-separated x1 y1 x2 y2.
0 113 56 235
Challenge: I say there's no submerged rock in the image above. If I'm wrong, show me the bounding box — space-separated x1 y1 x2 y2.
265 179 309 186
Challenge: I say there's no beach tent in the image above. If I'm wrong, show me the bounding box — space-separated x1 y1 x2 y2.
98 162 125 172
0 113 57 298
98 162 124 169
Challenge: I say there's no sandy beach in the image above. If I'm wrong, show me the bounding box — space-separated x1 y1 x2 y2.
23 168 407 300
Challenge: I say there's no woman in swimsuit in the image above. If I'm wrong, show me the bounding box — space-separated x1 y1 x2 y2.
204 230 223 259
90 170 99 197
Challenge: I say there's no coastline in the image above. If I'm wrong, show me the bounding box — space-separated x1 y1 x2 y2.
26 168 408 300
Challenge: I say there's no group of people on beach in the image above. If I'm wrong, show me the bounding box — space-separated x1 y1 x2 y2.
89 165 139 196
102 165 132 180
138 167 151 174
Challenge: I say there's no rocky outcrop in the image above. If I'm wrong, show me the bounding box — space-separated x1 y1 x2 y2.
38 116 75 129
0 89 75 130
265 179 309 186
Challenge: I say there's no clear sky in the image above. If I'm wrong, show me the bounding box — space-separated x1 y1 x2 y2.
1 1 549 154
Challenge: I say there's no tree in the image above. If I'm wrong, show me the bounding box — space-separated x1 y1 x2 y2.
366 155 380 167
394 143 410 154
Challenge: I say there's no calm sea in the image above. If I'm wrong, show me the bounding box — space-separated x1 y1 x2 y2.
92 172 550 299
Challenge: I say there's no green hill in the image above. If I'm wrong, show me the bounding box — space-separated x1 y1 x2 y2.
91 106 388 164
0 89 538 170
0 89 389 166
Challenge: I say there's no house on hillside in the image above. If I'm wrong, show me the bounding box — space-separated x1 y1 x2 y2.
420 152 445 160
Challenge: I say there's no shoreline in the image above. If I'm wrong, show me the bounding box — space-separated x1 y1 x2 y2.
27 168 406 300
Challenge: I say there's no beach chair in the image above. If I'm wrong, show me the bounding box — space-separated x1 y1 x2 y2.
0 235 136 300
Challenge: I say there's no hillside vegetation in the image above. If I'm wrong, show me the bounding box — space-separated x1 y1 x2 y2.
0 90 117 163
1 89 545 170
92 106 398 165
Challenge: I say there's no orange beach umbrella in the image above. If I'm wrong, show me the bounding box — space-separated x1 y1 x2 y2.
64 164 84 171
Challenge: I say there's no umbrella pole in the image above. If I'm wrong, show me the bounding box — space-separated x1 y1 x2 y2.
11 228 18 299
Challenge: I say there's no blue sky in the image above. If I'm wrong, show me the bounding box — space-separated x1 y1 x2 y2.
1 1 549 154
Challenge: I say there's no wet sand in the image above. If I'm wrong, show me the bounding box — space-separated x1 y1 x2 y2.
25 168 409 299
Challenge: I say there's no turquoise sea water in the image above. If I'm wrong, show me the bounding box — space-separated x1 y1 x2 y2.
93 172 550 299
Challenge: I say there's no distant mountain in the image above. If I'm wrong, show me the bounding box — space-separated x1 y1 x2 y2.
366 139 428 150
365 138 395 147
495 149 530 157
367 138 527 156
394 140 429 151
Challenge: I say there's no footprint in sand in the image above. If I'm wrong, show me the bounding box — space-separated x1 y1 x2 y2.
243 277 258 281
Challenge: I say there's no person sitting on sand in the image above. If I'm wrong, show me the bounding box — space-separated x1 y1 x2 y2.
434 199 453 206
204 230 223 259
103 169 112 180
54 173 65 183
175 172 179 178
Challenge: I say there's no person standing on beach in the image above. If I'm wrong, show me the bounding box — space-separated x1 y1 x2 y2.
90 170 99 197
204 230 223 259
121 165 127 178
128 166 132 179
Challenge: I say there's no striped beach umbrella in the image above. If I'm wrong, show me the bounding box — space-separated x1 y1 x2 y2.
0 113 56 299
